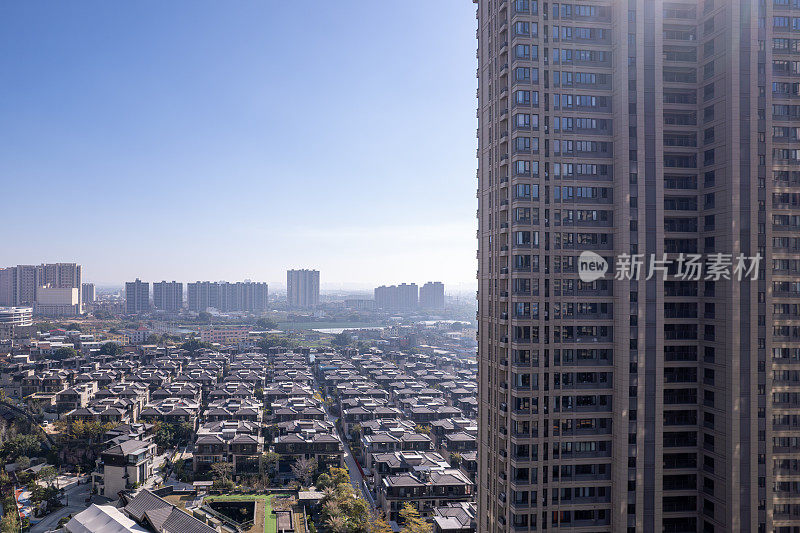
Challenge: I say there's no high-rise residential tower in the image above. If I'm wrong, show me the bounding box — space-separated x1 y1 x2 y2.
286 269 320 308
420 281 446 310
185 281 267 312
125 278 150 314
476 1 791 532
153 281 183 312
81 283 95 306
374 283 420 311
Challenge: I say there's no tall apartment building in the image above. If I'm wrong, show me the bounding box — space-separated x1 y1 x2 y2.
0 268 14 307
0 263 83 311
420 281 446 310
152 281 183 312
82 283 96 306
286 269 320 308
186 281 267 313
476 1 791 532
374 283 419 311
125 279 150 314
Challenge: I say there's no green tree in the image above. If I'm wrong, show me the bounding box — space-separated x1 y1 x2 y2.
53 347 78 360
449 452 462 468
2 435 42 461
368 513 394 533
0 509 19 533
255 318 278 330
316 466 350 490
262 451 281 482
99 342 122 356
319 478 369 533
414 424 431 436
399 503 431 533
38 466 58 488
197 311 212 323
331 332 351 348
180 339 212 354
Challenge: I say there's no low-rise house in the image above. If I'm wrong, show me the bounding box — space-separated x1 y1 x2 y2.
378 468 474 522
432 502 477 533
122 489 217 533
55 382 98 413
94 438 157 497
273 432 343 477
193 420 263 474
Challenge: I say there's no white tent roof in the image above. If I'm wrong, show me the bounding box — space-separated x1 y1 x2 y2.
65 504 149 533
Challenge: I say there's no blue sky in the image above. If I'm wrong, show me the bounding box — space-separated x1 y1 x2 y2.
0 1 477 289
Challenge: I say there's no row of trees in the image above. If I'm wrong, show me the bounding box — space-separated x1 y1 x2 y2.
317 466 430 533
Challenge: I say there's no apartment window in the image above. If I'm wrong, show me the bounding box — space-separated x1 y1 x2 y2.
704 83 715 101
515 21 530 36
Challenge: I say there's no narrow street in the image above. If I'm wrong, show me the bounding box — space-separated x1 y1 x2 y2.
315 378 374 507
30 477 90 533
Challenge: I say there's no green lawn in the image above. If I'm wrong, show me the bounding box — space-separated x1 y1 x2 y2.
205 494 286 533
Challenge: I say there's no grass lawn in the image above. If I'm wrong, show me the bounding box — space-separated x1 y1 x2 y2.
205 494 288 533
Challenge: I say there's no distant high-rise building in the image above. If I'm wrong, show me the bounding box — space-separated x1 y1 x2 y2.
125 279 150 314
374 283 418 311
0 268 15 307
14 265 40 307
81 283 96 306
286 269 319 308
419 282 445 310
152 281 183 312
186 281 268 312
0 263 82 311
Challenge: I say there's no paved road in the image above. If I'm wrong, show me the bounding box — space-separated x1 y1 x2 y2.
30 478 90 533
316 385 374 507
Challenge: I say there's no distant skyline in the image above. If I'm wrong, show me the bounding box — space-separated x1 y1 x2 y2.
0 2 477 287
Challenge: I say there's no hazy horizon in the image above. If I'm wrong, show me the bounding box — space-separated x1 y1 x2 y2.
0 1 478 287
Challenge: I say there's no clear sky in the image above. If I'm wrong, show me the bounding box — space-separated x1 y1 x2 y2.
0 1 478 290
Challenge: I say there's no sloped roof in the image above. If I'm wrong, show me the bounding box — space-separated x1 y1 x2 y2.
65 504 149 533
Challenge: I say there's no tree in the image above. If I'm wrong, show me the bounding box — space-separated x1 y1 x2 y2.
53 347 78 360
180 339 212 355
319 479 370 533
316 466 350 490
331 332 351 348
99 342 122 356
0 509 19 533
262 451 281 483
399 503 431 533
449 452 462 468
414 424 431 436
210 462 233 484
2 434 41 461
38 466 57 488
197 311 212 323
255 318 278 330
290 457 317 487
368 513 394 533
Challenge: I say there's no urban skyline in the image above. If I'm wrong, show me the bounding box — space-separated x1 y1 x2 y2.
0 1 478 287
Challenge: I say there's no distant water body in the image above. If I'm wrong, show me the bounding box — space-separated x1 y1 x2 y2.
312 326 386 334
